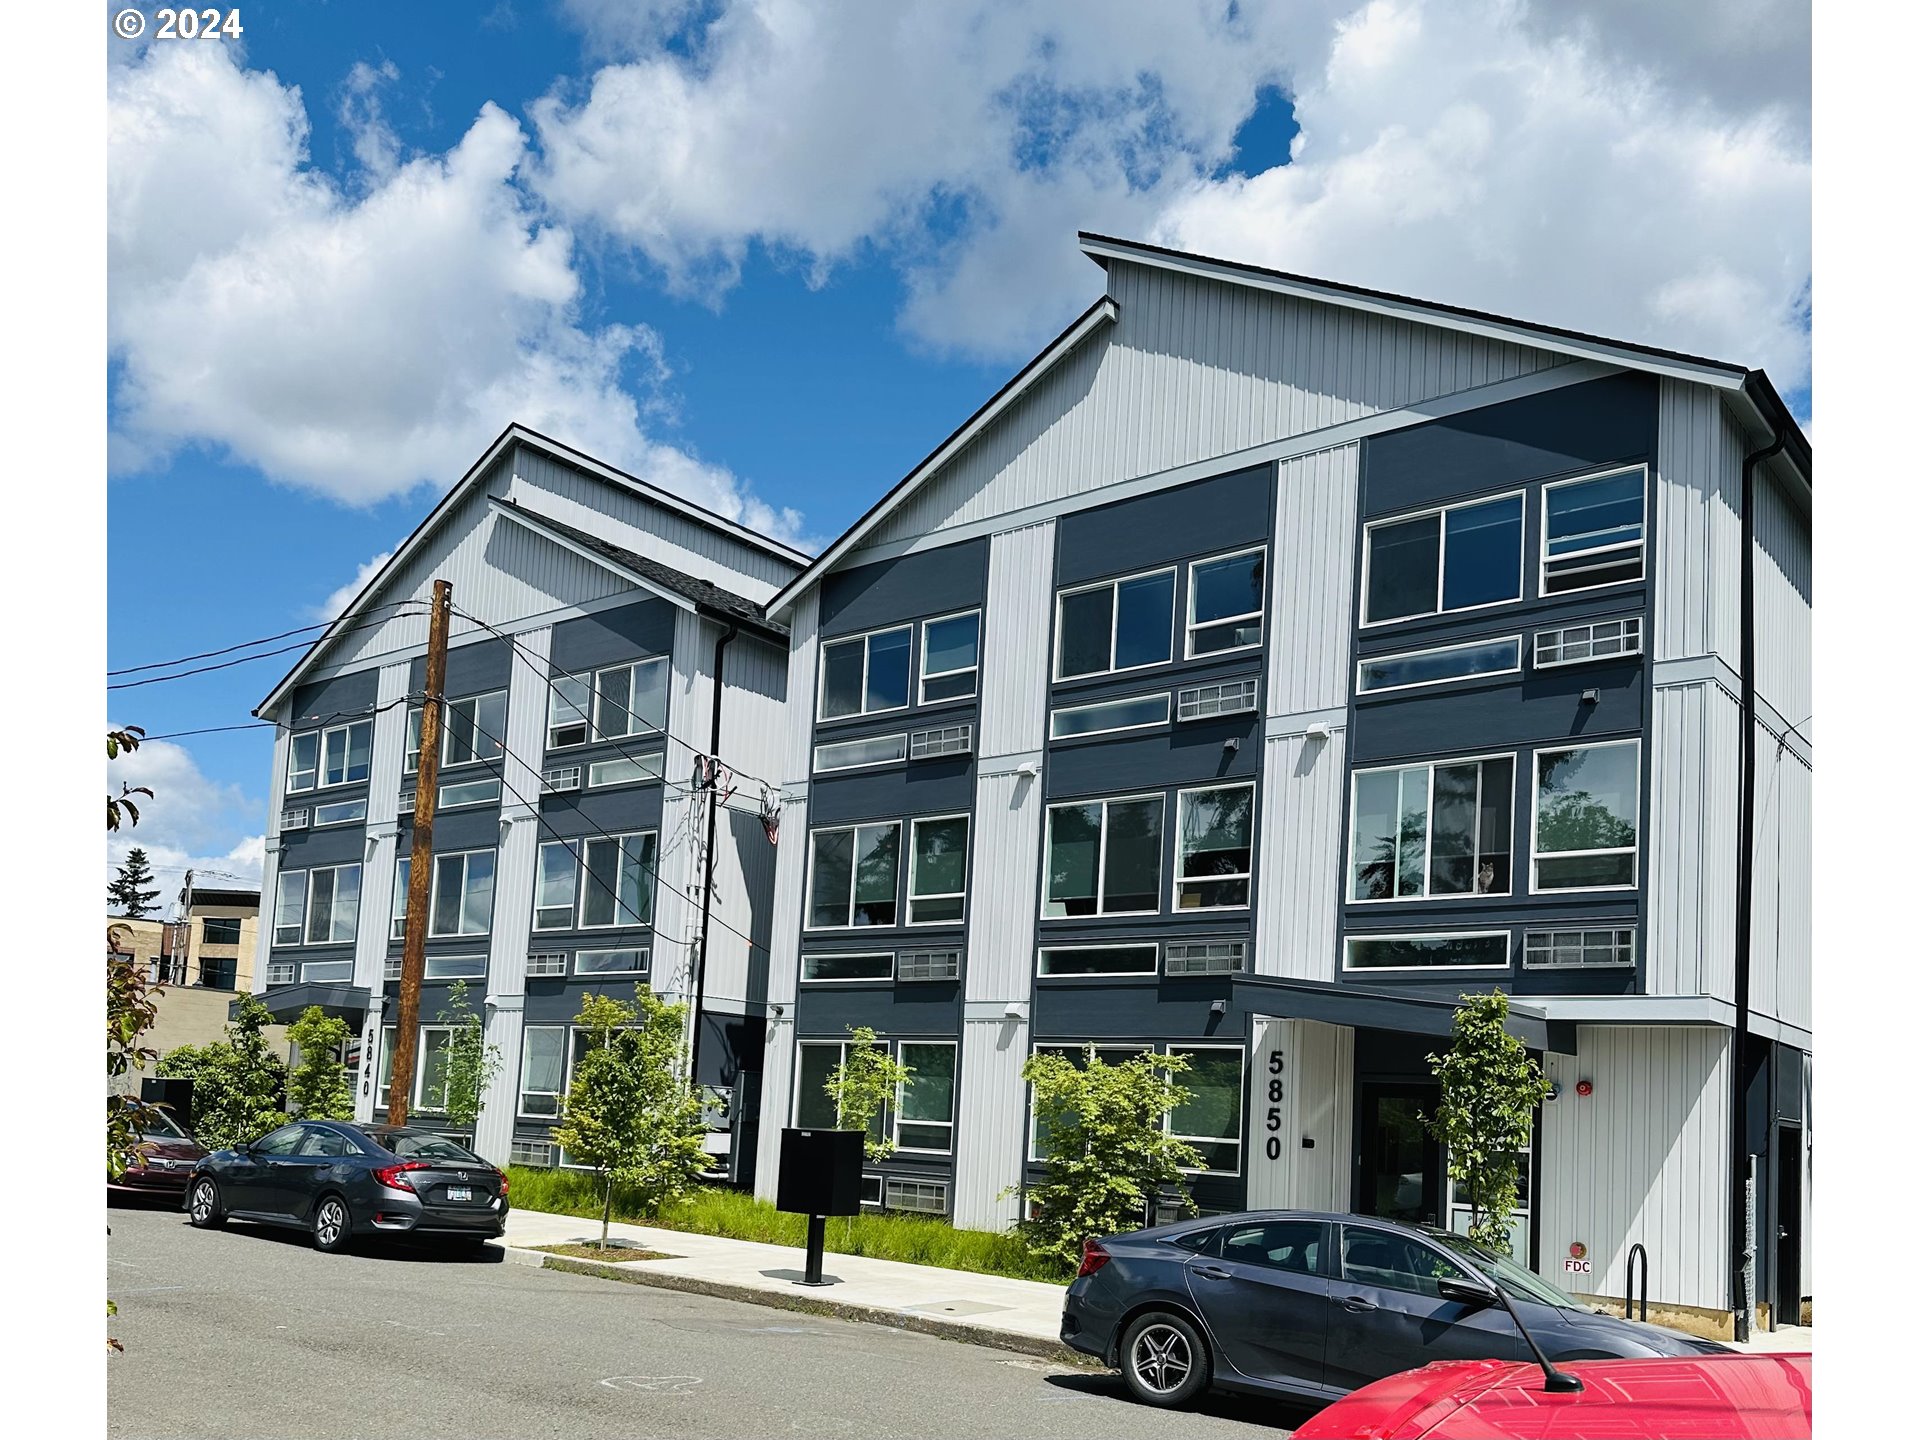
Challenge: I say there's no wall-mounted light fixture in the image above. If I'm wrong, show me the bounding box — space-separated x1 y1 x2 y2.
1209 999 1228 1015
1580 689 1599 706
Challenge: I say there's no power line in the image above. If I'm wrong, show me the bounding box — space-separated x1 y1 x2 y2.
107 600 426 676
109 606 431 691
133 694 422 745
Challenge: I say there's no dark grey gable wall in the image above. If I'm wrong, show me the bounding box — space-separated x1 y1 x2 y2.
818 538 989 637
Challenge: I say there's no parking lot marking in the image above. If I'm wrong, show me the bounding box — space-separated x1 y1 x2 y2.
598 1376 705 1394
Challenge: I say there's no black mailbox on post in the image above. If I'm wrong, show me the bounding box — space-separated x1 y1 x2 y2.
776 1128 864 1286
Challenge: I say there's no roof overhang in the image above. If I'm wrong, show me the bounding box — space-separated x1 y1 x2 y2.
1233 973 1571 1054
238 983 372 1024
765 296 1120 620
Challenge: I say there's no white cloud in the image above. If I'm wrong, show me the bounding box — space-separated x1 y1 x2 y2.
107 734 264 897
309 549 394 622
107 44 807 542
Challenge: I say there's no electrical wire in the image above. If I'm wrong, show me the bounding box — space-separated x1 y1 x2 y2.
109 606 432 691
107 600 428 676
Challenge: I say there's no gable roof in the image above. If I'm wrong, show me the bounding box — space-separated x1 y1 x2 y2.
257 423 803 714
765 233 1810 619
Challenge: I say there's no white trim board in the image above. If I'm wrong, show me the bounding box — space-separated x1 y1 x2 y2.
1531 996 1738 1027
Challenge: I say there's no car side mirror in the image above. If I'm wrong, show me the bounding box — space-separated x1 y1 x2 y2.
1437 1276 1499 1308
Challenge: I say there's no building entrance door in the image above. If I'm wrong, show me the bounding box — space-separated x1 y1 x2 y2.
1775 1123 1804 1326
1355 1082 1443 1226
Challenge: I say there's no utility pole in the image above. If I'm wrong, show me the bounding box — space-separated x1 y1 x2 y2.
387 578 451 1126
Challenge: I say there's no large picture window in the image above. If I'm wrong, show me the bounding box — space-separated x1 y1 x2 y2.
578 833 657 928
1167 1045 1244 1174
1175 784 1254 910
275 864 361 945
907 816 969 925
1532 740 1640 890
1541 467 1646 595
793 1040 884 1147
807 822 901 929
1028 1043 1149 1159
1363 493 1524 625
1186 548 1266 657
1349 755 1514 901
1054 567 1175 680
819 626 911 721
428 849 495 938
919 611 981 704
1043 794 1163 917
547 657 668 748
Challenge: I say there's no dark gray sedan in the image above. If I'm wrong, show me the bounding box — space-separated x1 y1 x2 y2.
1061 1210 1728 1408
184 1119 509 1254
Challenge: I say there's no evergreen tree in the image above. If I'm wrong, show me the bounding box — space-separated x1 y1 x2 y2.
108 847 163 918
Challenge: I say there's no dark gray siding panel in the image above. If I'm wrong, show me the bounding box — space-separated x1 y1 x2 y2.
549 598 678 673
794 985 964 1036
1347 660 1643 764
275 824 368 870
398 806 504 854
539 786 667 838
410 636 513 698
1045 713 1261 799
523 979 656 1025
1362 373 1658 518
1031 980 1248 1039
1055 465 1274 587
290 669 378 725
807 760 977 824
819 540 989 637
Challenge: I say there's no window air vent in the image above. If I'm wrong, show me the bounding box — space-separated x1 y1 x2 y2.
280 807 309 831
886 1178 950 1215
265 962 295 985
542 765 582 793
525 952 568 978
509 1139 556 1167
909 724 974 761
1534 617 1643 669
1177 678 1259 722
1164 940 1248 975
897 948 962 982
384 957 403 982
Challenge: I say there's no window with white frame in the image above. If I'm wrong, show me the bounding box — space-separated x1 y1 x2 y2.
378 1025 455 1111
907 816 969 924
409 691 507 774
579 833 657 928
520 1026 566 1117
1357 636 1522 695
274 864 361 945
1349 755 1515 901
1541 467 1646 595
802 951 894 982
1050 692 1170 740
807 822 900 929
302 959 354 983
428 849 495 938
1175 784 1254 910
534 842 579 931
1523 927 1636 969
818 626 911 721
1044 794 1163 917
1363 493 1524 625
814 733 907 773
1036 944 1157 977
894 1041 957 1153
1345 931 1511 970
575 947 648 975
424 953 486 980
546 657 669 748
288 719 372 792
1054 567 1176 680
792 1040 883 1147
438 777 501 809
919 610 980 704
313 798 367 827
390 857 410 941
587 752 664 788
1028 1043 1149 1159
1532 740 1641 890
1186 548 1265 657
1167 1045 1244 1174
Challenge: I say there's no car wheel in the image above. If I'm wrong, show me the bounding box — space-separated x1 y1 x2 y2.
187 1178 225 1229
1120 1311 1211 1408
311 1195 353 1254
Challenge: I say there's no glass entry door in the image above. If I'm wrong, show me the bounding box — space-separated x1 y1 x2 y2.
1356 1083 1444 1226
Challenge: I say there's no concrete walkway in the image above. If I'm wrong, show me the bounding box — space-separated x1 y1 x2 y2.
500 1207 1075 1358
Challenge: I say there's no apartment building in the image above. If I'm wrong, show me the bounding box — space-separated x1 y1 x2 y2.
250 425 803 1173
748 234 1810 1335
109 888 273 1073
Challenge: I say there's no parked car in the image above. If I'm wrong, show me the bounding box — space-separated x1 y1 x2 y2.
1291 1352 1813 1439
1061 1210 1729 1409
184 1119 509 1253
108 1097 209 1199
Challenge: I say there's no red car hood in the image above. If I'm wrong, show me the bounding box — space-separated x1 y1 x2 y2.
135 1136 208 1163
1292 1354 1811 1440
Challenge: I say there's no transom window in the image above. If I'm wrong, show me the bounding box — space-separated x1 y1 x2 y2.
1050 692 1170 740
274 864 361 946
807 822 901 929
1186 547 1266 657
1357 637 1522 695
1541 467 1646 595
1363 493 1524 625
802 951 894 982
919 611 981 704
1532 740 1641 890
429 848 495 938
1037 944 1158 977
1054 567 1175 680
819 626 911 721
1349 755 1514 901
814 733 907 773
547 657 668 749
1044 794 1164 917
1344 931 1511 971
907 816 970 925
534 832 658 930
575 947 648 975
1175 784 1254 910
288 719 372 793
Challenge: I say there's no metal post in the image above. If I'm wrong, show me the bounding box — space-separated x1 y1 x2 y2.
1625 1243 1649 1323
388 579 451 1127
1741 1156 1759 1340
800 1214 828 1286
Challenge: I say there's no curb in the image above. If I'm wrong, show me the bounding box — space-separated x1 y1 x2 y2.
501 1243 1097 1368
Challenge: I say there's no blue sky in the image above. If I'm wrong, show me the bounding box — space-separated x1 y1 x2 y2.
105 0 1811 891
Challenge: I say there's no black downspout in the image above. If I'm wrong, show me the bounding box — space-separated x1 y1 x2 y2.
1731 418 1786 1341
688 620 738 1093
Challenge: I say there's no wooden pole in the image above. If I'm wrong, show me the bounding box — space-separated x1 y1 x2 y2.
387 579 451 1126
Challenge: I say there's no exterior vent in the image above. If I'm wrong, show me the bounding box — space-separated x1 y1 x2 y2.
542 765 582 793
525 952 567 978
1523 928 1637 969
1177 678 1259 722
384 957 403 982
509 1138 556 1167
1534 616 1643 668
1164 940 1247 975
265 961 295 985
886 1178 950 1215
398 790 416 811
897 948 962 982
280 807 309 831
909 724 974 761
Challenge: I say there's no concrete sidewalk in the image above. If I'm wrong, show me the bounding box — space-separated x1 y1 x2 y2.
498 1207 1079 1361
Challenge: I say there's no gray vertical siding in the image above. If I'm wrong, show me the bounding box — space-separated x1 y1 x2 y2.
1267 444 1362 717
1645 680 1741 1002
1245 1018 1353 1211
474 1003 523 1165
1540 1026 1731 1312
253 725 293 996
1256 726 1347 982
1748 726 1812 1035
863 262 1567 547
703 631 789 1015
954 1016 1028 1229
486 625 551 1000
1753 468 1811 728
978 521 1057 757
651 608 711 1005
1653 379 1747 665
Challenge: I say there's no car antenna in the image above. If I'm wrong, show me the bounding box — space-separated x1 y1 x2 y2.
1490 1280 1584 1394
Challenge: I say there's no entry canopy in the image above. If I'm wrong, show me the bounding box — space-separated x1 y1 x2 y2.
234 982 372 1024
1232 974 1571 1054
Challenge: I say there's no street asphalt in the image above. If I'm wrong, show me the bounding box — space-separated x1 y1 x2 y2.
107 1196 1316 1439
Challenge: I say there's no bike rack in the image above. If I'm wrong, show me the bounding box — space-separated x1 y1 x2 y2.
1624 1243 1649 1323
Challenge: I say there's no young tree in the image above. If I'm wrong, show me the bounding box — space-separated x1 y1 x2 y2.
108 847 163 918
107 925 167 1178
552 989 710 1248
437 979 503 1133
1424 991 1553 1254
1012 1048 1204 1273
822 1025 911 1161
285 1006 355 1120
156 994 289 1151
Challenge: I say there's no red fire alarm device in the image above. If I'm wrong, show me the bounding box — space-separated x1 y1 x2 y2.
1575 1079 1594 1097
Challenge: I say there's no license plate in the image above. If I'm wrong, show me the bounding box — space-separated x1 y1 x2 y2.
446 1186 472 1202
